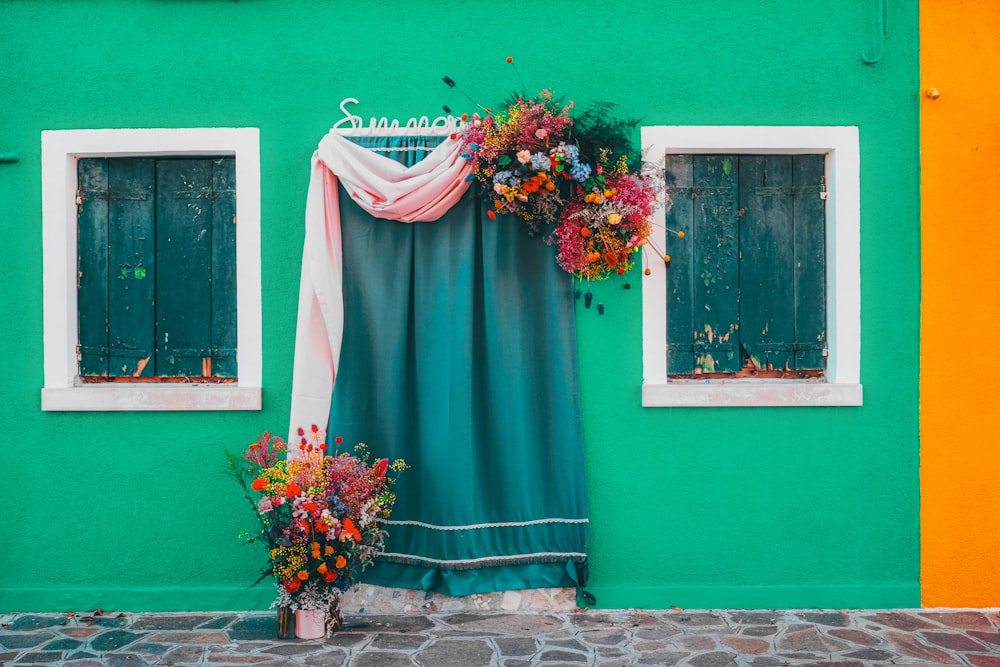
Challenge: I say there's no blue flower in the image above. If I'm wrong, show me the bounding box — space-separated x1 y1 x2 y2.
530 152 552 171
570 162 592 182
493 170 515 185
470 142 479 152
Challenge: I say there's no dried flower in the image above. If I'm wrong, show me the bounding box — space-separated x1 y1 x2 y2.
227 432 407 612
460 89 664 276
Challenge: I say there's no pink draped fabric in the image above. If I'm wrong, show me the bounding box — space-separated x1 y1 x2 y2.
289 130 474 442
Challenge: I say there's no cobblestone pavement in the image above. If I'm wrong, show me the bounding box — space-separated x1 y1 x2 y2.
2 609 1000 666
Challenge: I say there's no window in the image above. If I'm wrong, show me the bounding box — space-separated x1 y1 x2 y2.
42 128 261 410
665 153 827 377
640 126 862 407
77 156 237 381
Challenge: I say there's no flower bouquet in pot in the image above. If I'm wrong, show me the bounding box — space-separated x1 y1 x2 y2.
228 427 407 638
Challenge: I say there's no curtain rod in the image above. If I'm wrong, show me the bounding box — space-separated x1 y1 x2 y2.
333 97 464 137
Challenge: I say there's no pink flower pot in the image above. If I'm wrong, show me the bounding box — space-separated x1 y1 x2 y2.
295 609 326 639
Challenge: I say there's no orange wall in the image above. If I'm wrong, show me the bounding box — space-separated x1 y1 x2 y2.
921 0 1000 606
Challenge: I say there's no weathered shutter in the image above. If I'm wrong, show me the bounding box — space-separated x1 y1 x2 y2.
77 157 156 377
77 158 110 376
78 156 236 380
665 154 741 374
791 155 827 369
665 154 826 376
155 158 236 377
739 155 826 371
210 158 238 377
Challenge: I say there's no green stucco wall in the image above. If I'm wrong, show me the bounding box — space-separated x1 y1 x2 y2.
0 0 920 611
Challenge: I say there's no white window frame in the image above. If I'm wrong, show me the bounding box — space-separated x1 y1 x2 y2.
640 126 862 407
41 128 262 411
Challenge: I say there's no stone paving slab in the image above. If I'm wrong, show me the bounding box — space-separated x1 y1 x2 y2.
1 608 999 666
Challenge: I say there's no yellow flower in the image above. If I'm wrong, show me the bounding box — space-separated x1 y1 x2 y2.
607 213 622 225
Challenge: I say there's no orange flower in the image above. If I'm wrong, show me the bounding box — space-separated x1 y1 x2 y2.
324 545 334 556
317 563 328 574
251 478 267 491
604 251 620 267
336 555 347 569
342 518 362 542
303 500 318 512
315 520 330 533
285 483 302 498
296 570 309 581
580 228 591 237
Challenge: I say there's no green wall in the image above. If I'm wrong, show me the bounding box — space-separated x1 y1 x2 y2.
0 0 920 611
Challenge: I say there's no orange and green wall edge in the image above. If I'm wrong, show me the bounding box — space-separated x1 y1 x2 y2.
919 0 1000 607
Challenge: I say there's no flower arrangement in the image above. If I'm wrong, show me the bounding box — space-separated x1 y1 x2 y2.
459 87 663 281
228 427 407 615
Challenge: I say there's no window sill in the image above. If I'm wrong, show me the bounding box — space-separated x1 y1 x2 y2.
642 380 863 407
41 384 262 411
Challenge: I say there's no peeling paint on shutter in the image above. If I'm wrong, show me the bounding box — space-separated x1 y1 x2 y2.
77 156 237 381
665 154 827 378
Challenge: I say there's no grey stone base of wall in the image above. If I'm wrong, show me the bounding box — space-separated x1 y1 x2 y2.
339 585 578 614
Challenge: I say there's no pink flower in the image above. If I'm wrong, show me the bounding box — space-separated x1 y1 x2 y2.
516 150 531 164
258 496 274 513
535 129 548 140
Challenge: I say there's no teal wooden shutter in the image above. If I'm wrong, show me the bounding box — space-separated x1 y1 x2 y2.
791 155 827 370
77 158 110 377
665 154 741 374
664 154 826 376
77 157 156 377
77 156 236 379
210 158 238 377
739 155 826 371
155 158 236 377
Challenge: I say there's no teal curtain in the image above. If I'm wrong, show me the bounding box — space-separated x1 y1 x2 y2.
328 135 589 595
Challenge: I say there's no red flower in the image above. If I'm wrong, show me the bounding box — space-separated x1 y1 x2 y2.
487 210 497 220
251 478 268 492
322 570 338 583
286 483 302 498
373 458 389 479
303 500 319 513
284 578 301 593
